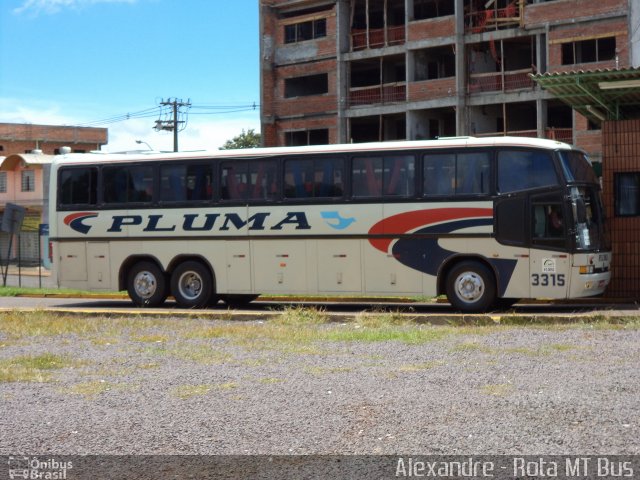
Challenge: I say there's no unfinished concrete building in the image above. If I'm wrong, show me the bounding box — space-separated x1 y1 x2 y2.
260 0 639 165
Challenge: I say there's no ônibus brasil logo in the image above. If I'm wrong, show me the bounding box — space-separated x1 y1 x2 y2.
64 212 98 234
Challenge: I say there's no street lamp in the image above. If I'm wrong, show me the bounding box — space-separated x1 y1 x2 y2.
135 139 154 151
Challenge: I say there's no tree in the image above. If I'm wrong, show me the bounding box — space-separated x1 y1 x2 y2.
220 129 261 149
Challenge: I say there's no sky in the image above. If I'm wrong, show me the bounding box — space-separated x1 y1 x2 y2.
0 0 261 152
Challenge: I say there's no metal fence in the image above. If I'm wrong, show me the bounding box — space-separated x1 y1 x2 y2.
0 229 51 288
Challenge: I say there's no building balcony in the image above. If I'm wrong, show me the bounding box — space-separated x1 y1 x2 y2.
351 25 405 51
465 1 521 34
475 128 573 144
348 82 406 107
468 68 535 94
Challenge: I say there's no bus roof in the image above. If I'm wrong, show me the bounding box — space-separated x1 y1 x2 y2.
51 136 575 166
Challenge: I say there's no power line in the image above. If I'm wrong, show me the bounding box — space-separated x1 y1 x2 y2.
76 102 259 127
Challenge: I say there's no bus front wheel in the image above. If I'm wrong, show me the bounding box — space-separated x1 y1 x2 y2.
445 261 496 313
170 261 213 308
127 261 168 308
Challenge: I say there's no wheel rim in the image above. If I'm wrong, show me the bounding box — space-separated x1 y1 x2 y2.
178 271 203 301
134 271 157 299
454 271 485 303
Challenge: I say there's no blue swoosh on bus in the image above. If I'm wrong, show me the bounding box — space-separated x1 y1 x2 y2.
321 211 356 230
64 212 98 234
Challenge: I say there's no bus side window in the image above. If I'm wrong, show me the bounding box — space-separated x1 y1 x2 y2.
498 150 558 194
187 165 213 201
352 157 382 198
222 162 247 200
160 165 187 202
248 160 277 201
456 152 490 194
423 154 455 195
103 167 129 203
384 156 415 196
59 167 97 206
284 158 343 199
130 166 154 202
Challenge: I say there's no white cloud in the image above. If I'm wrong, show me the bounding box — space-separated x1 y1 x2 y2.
13 0 137 15
103 116 261 153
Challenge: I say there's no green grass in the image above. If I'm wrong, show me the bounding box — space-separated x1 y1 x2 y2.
172 384 212 399
480 383 515 396
0 353 80 383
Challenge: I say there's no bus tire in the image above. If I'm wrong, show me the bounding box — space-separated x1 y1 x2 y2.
445 260 496 313
170 261 213 308
127 261 168 308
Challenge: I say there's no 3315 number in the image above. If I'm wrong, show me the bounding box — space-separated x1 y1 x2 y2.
531 273 565 286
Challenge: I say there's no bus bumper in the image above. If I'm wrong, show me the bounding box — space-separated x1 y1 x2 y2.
568 270 611 298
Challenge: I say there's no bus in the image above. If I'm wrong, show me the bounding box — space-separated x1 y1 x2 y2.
49 137 611 312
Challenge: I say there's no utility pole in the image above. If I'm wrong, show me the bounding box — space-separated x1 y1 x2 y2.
154 98 191 152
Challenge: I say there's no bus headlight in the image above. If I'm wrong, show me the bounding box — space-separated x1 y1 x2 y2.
579 265 594 274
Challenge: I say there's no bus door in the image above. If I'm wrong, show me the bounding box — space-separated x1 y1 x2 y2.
529 194 570 299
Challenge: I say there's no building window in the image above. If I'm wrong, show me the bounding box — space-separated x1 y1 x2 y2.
561 37 616 65
615 172 640 216
284 73 329 98
285 129 329 146
284 19 326 44
0 172 6 193
21 170 35 192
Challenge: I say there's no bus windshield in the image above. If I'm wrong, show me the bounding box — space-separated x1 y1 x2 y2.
558 150 598 184
570 186 610 251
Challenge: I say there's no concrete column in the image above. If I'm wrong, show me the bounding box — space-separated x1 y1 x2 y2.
405 0 412 139
337 0 350 143
537 98 547 139
454 0 467 135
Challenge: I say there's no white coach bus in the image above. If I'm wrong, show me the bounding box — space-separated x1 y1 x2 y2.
49 137 611 312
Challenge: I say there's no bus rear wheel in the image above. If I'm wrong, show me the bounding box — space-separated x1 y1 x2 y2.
445 260 496 313
170 261 213 308
127 261 168 308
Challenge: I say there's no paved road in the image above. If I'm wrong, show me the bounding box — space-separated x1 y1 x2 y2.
2 271 55 289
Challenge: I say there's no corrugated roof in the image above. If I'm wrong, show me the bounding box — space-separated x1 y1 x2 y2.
531 67 640 124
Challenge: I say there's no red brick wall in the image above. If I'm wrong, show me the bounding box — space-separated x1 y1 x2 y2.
547 18 629 72
408 78 457 103
525 0 627 27
408 16 455 42
602 119 640 299
0 123 107 155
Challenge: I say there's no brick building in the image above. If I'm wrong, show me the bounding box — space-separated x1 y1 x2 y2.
260 0 639 169
0 123 107 265
0 123 107 156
